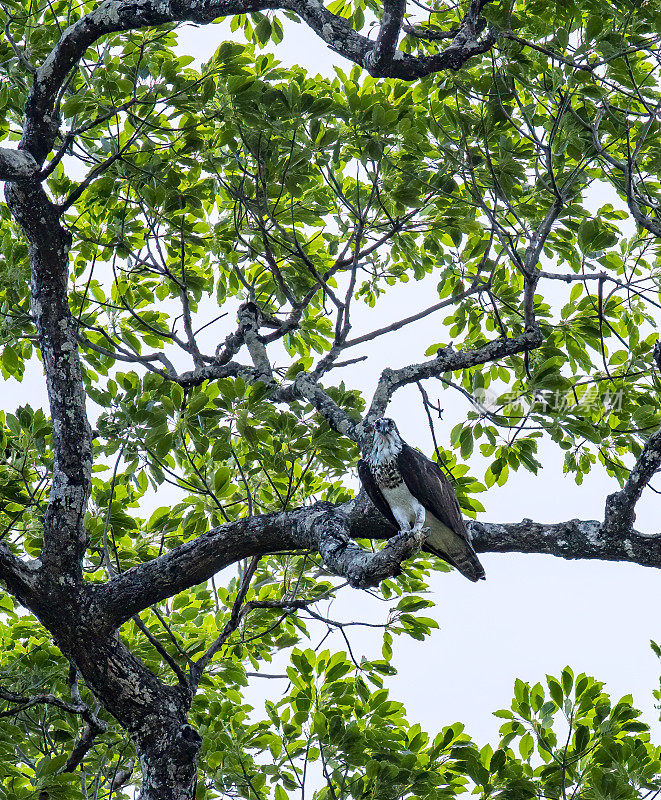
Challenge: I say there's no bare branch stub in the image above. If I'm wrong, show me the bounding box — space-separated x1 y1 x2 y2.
603 427 661 536
0 148 39 181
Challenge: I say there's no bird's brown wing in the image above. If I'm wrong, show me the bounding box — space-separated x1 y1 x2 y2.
397 445 467 534
357 459 398 529
397 444 485 581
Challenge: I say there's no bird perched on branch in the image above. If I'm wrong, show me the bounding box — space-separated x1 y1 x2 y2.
357 418 485 582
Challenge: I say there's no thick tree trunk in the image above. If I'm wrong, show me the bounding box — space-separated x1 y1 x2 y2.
23 579 201 800
65 625 202 798
136 723 202 800
62 627 201 799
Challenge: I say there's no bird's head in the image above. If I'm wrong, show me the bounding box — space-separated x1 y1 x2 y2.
369 417 402 463
375 417 398 436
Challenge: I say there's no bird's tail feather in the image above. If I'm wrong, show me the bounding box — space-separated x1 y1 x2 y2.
426 543 486 582
423 515 486 582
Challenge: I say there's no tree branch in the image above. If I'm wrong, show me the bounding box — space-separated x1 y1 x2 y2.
360 329 543 439
15 0 500 174
470 518 661 570
100 498 422 627
0 675 109 771
0 148 39 181
339 282 483 350
366 0 407 75
0 543 41 610
175 360 261 388
3 182 92 578
190 555 260 686
62 666 109 773
364 0 497 77
282 372 358 439
237 303 276 385
584 105 661 238
0 687 99 718
132 613 189 686
603 427 661 536
97 461 661 631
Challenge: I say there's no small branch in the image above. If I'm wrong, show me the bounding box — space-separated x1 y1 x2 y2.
245 671 287 679
277 372 357 439
237 303 275 385
0 5 36 73
190 555 261 686
101 438 127 577
403 23 458 41
326 355 368 370
62 666 108 773
78 331 177 375
585 106 661 238
522 195 565 329
366 0 407 75
132 613 189 686
416 382 455 481
38 97 140 181
109 761 135 792
0 680 108 771
179 232 205 370
0 688 89 717
340 282 483 350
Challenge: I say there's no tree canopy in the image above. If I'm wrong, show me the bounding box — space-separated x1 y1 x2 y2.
1 0 661 796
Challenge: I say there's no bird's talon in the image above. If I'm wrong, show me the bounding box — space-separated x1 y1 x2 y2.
414 529 427 546
410 525 428 540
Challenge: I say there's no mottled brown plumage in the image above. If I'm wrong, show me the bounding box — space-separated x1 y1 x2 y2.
358 418 485 582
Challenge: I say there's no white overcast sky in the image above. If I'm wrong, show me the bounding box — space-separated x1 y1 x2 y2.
2 17 660 750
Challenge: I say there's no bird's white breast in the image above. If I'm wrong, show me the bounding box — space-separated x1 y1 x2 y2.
381 482 424 529
381 483 457 547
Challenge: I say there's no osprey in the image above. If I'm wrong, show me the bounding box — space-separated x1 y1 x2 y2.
357 418 485 582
